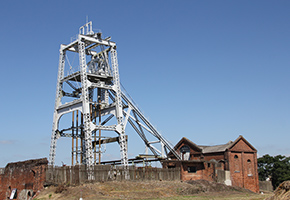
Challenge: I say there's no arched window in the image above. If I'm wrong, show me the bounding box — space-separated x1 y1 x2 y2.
180 145 190 160
247 159 252 176
234 155 240 172
180 145 190 153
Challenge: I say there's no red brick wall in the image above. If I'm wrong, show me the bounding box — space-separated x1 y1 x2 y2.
181 163 203 181
229 152 243 188
0 158 48 199
230 139 253 152
228 151 259 193
243 152 259 193
202 162 216 182
203 153 225 163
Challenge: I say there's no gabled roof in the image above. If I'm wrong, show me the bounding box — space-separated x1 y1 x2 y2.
173 137 202 152
227 135 257 151
172 135 256 155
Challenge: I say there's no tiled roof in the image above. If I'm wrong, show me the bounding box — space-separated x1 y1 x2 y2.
198 141 233 153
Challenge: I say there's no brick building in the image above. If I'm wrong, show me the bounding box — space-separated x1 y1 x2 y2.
162 135 259 193
0 158 48 200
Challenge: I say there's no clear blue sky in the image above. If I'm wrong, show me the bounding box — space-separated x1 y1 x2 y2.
0 1 289 167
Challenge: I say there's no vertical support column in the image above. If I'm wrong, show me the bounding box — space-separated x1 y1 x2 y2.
110 48 129 169
161 142 165 158
94 102 97 164
145 146 148 155
81 113 83 163
49 48 66 166
78 36 93 166
72 111 75 166
76 110 79 164
78 36 94 180
96 88 103 165
98 93 102 165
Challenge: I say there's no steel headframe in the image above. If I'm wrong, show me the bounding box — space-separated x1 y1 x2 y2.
49 21 180 173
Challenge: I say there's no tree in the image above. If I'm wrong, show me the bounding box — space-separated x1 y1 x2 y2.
258 154 290 189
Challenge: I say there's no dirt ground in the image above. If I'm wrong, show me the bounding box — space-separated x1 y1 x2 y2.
34 180 273 200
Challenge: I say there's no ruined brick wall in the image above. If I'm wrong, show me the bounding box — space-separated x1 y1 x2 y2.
181 161 225 182
180 162 204 181
0 158 48 200
200 162 216 182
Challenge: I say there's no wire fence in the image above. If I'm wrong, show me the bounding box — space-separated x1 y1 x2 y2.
45 165 180 185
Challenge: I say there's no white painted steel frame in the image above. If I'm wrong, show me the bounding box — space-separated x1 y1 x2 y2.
49 22 180 170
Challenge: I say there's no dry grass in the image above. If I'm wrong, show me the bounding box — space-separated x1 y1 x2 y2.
34 180 273 200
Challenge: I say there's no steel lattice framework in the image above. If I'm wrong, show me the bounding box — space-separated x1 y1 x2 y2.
49 22 180 170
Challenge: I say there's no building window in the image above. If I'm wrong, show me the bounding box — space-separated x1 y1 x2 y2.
188 166 197 173
234 154 240 172
247 159 252 176
180 145 190 153
208 163 211 168
180 145 190 160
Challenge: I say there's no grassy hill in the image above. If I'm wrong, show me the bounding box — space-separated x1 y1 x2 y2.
35 180 272 200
